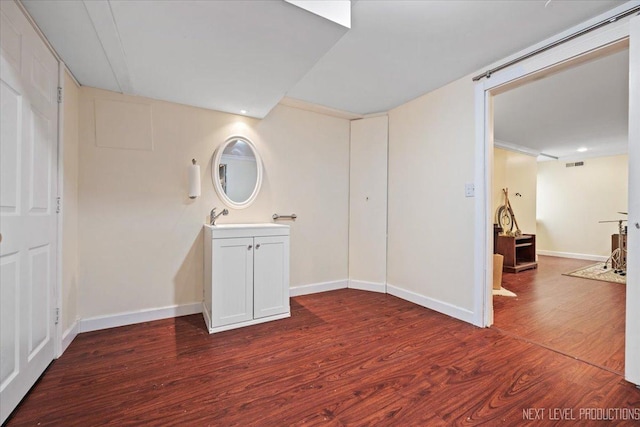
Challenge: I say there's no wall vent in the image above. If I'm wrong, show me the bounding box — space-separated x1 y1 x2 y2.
566 161 585 167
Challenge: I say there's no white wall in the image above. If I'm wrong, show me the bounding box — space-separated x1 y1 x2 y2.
387 77 476 321
78 87 349 320
537 155 628 258
349 116 388 291
493 148 537 235
62 70 79 333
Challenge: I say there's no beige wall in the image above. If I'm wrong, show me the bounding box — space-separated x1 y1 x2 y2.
349 116 388 288
387 76 476 314
62 70 80 332
537 155 628 258
493 148 507 219
493 148 537 235
78 87 349 319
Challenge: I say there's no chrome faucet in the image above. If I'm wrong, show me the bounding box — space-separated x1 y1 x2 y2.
210 207 229 225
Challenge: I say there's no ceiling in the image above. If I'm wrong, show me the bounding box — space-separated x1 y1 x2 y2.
21 0 349 119
21 0 628 120
494 49 629 161
287 0 626 115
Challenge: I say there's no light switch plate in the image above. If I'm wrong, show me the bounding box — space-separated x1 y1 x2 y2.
465 183 475 197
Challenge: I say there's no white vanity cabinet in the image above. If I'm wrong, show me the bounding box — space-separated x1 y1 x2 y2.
203 224 290 333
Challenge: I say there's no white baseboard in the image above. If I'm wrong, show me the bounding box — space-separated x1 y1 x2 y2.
60 319 79 355
79 302 202 333
289 279 348 297
348 279 386 293
75 282 475 334
537 250 607 262
386 284 475 324
291 280 475 325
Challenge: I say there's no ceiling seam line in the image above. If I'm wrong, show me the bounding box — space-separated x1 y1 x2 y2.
81 0 125 94
106 0 134 94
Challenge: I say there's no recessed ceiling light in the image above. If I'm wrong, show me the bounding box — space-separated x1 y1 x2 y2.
240 109 247 115
577 147 588 152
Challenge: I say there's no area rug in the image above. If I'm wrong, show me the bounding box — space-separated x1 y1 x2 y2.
563 262 626 285
493 287 517 297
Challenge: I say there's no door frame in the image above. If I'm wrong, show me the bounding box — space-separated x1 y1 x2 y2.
473 7 639 384
55 61 64 357
625 14 640 386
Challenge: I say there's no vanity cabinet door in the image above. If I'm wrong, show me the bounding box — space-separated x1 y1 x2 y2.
253 235 290 319
211 237 254 327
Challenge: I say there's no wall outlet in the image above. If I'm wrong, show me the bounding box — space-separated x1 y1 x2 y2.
465 183 475 197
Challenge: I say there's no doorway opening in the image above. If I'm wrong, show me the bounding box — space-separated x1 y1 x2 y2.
473 24 640 383
490 48 629 373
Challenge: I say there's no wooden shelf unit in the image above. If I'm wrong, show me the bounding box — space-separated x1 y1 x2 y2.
496 234 538 273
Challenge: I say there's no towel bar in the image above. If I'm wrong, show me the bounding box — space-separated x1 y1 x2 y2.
273 213 297 221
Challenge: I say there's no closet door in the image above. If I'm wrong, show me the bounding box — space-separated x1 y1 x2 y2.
0 1 59 423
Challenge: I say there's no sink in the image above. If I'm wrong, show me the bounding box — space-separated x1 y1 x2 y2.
204 223 289 238
204 223 286 229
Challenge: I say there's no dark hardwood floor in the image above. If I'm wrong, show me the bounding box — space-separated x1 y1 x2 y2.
7 288 639 426
493 255 626 374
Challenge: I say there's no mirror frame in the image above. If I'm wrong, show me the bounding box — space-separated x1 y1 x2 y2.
211 135 263 209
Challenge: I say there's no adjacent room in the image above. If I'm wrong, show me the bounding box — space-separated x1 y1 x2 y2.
491 48 629 373
1 0 639 425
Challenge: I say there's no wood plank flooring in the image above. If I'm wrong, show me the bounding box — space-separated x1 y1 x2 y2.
7 288 639 426
493 255 626 374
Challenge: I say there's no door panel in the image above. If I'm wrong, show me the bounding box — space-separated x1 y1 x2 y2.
253 236 290 319
29 108 51 213
212 237 253 327
0 1 58 423
0 80 21 215
0 10 22 71
29 245 51 355
0 253 19 387
30 55 53 103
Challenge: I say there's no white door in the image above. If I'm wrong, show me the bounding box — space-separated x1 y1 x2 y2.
625 14 640 386
1 1 59 423
253 236 290 319
212 237 254 327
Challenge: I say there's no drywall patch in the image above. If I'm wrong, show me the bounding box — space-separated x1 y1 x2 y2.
95 99 153 151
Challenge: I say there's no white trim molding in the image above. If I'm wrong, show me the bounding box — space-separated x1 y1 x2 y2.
348 280 386 293
387 284 475 325
494 139 540 157
537 250 608 262
79 303 202 333
55 61 64 358
61 319 80 355
279 97 362 120
289 279 348 297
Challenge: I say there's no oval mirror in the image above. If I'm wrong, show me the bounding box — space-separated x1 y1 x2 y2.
212 136 263 209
